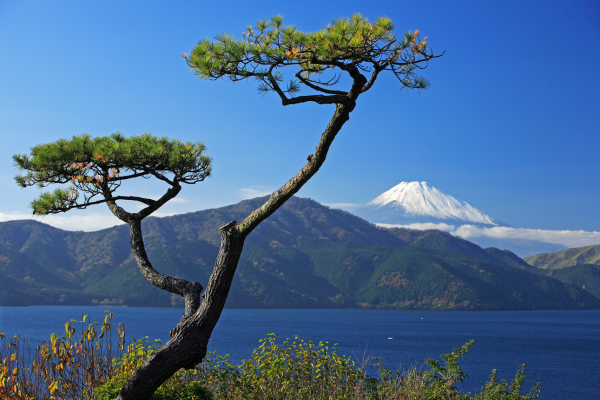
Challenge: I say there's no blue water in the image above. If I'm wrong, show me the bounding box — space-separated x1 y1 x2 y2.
1 307 598 399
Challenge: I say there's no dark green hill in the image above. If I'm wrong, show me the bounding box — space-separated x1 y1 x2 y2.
539 264 600 300
0 197 597 309
294 238 598 310
525 244 600 269
0 245 89 305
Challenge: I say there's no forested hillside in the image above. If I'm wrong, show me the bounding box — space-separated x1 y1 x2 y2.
1 197 598 309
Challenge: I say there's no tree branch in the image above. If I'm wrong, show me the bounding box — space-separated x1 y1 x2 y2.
128 217 203 335
237 99 356 236
294 72 347 95
106 198 204 334
362 65 383 92
138 184 181 219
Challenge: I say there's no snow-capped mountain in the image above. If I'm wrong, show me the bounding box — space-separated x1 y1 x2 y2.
353 181 509 227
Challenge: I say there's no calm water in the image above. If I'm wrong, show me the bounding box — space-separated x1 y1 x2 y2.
1 307 598 399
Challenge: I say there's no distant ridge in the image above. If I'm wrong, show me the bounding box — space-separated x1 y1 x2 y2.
0 196 597 310
354 181 508 227
525 244 600 270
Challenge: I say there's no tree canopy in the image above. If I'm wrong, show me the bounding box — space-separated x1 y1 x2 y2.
186 13 438 105
13 132 211 217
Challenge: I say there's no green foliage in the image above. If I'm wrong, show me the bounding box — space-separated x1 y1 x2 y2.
187 13 435 95
2 314 541 399
13 132 211 215
545 264 600 300
93 337 212 400
194 333 378 399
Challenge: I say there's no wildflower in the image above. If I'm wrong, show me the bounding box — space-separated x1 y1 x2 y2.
292 48 299 55
96 154 102 159
285 51 292 57
86 163 91 168
182 53 187 58
414 29 420 36
71 163 77 168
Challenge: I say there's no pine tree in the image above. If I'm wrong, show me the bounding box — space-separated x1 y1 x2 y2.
14 14 441 400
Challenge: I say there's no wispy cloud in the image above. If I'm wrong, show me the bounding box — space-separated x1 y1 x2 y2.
0 212 125 232
454 225 600 248
324 203 361 209
378 222 457 231
377 222 600 249
239 187 271 199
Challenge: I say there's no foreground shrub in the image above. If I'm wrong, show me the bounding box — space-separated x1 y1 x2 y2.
0 311 124 399
1 314 541 399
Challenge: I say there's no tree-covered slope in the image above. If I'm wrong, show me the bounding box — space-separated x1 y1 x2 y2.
294 238 598 310
540 264 600 300
1 197 597 309
525 244 600 269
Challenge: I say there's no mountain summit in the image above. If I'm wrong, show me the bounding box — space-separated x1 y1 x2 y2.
354 181 508 227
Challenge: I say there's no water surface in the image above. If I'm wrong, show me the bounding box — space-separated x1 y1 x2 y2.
1 307 598 399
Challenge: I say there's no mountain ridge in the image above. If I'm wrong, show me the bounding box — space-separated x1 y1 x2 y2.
0 197 597 309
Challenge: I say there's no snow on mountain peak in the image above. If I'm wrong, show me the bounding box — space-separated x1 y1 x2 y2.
354 181 508 227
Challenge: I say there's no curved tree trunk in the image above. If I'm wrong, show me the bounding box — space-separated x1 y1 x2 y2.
116 221 245 399
116 99 360 399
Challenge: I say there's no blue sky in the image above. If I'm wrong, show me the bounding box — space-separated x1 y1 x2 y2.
0 0 598 235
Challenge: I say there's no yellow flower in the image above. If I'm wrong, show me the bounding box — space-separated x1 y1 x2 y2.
285 51 292 57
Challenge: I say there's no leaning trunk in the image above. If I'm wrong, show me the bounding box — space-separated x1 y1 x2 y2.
116 221 245 400
116 101 358 399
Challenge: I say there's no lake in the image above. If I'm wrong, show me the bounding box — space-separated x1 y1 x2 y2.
1 306 599 399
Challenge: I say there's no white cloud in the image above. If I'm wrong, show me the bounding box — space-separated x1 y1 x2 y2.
324 203 361 209
376 222 600 249
0 212 125 232
454 225 600 248
378 222 457 231
239 187 271 199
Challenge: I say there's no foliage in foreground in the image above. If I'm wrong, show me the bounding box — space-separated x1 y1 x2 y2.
1 312 541 399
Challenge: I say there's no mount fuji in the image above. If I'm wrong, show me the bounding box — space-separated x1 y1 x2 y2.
353 181 509 227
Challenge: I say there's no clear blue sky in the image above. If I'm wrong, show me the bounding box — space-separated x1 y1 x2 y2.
0 0 598 231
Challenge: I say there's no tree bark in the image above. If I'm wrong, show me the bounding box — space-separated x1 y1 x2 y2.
116 221 245 399
116 98 361 400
